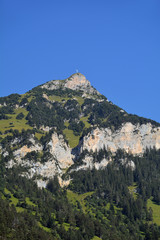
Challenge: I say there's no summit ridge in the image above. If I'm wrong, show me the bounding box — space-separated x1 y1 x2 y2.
41 73 100 95
65 73 91 90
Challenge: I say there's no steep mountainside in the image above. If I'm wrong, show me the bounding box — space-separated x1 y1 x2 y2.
1 73 160 240
0 73 160 187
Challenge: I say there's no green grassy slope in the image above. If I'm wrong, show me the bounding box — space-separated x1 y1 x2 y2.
147 198 160 226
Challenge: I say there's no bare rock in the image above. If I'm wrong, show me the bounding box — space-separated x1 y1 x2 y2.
41 73 100 95
48 132 74 169
81 122 160 155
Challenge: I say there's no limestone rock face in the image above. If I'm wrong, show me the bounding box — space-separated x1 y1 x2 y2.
13 144 42 159
64 73 91 91
48 132 74 169
6 133 74 187
41 79 62 91
41 73 99 95
6 122 160 184
73 156 111 172
80 122 160 155
4 121 160 187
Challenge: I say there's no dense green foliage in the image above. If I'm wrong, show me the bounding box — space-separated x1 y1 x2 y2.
0 94 21 106
69 149 160 239
16 112 25 120
82 99 159 129
0 113 10 120
19 97 28 106
0 198 51 240
26 96 64 129
68 121 85 136
70 148 160 204
1 149 160 239
0 106 14 114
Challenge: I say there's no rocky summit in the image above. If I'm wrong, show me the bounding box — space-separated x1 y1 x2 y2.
1 73 160 240
41 73 99 95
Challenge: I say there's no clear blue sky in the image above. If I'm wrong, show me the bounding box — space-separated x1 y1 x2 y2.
1 0 160 123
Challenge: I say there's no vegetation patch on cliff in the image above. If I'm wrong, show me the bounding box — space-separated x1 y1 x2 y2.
63 128 80 148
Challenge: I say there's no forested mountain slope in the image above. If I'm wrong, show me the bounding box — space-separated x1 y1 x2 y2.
0 73 160 239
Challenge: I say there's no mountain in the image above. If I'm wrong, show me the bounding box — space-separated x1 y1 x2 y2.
1 73 160 187
0 73 160 240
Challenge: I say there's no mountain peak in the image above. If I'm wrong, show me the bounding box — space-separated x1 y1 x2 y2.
41 73 99 95
65 73 91 90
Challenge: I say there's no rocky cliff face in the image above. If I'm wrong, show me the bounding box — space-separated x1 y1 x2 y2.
68 122 160 172
5 121 160 186
6 133 73 187
80 122 160 155
48 132 73 169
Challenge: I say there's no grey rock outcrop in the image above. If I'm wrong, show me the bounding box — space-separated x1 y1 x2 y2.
6 133 74 187
41 73 100 95
80 122 160 155
47 132 74 170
